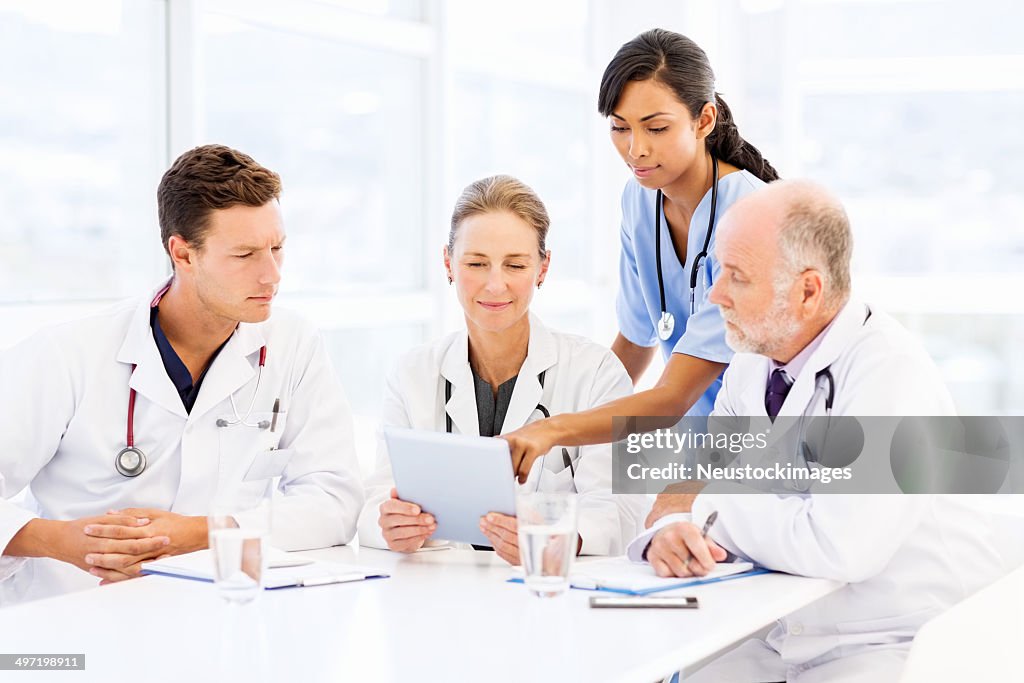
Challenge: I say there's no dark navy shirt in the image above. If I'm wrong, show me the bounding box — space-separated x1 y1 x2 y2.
150 306 227 413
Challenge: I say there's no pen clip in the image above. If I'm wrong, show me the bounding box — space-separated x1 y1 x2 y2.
270 397 281 433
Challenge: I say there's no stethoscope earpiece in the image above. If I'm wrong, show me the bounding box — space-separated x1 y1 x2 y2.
118 344 269 477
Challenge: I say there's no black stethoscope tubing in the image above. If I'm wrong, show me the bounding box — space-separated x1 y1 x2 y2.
799 308 872 468
443 370 574 478
654 155 719 340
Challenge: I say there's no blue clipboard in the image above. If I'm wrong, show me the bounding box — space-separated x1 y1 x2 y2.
507 567 772 595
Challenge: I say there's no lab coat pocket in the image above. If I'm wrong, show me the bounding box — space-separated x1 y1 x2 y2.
533 451 577 493
216 411 286 486
244 448 295 482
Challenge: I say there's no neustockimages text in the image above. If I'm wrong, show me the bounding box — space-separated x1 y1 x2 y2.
626 462 854 484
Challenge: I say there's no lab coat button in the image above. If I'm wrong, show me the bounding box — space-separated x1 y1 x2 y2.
789 623 804 635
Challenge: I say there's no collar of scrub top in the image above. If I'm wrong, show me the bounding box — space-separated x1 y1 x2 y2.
654 155 719 341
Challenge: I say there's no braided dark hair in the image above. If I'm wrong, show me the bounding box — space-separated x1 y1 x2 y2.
598 28 779 183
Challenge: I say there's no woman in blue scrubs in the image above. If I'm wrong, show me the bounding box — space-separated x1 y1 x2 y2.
503 29 779 480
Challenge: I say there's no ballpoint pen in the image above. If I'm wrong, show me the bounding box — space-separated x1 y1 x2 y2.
296 573 365 587
687 510 719 573
700 510 718 538
270 398 281 433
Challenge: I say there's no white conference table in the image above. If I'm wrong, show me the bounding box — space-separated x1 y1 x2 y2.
900 562 1024 682
0 546 842 683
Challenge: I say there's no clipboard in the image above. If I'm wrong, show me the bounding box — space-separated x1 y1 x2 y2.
141 549 389 589
507 557 769 595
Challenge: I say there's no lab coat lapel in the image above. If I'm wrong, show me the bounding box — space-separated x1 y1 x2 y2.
501 314 558 434
440 332 479 436
775 300 867 420
115 284 187 419
721 355 785 449
734 356 772 419
188 322 267 423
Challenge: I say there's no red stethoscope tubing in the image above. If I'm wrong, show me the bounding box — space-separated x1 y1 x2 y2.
125 343 267 447
127 364 138 447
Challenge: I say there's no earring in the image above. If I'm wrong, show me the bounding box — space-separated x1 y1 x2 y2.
537 282 542 290
448 276 453 285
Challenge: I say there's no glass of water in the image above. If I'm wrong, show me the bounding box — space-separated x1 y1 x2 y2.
209 482 272 604
516 492 578 597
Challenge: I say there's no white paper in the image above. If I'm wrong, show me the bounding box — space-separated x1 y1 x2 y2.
142 548 387 589
568 556 754 592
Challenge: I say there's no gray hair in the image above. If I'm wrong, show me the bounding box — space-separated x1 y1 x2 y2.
773 180 853 310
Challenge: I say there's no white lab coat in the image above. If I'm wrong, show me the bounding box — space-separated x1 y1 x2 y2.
358 314 645 555
628 300 1004 682
0 280 364 605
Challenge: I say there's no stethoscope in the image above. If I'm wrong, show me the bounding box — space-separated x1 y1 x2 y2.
792 308 873 484
781 368 835 493
443 370 576 480
115 343 269 479
655 155 719 341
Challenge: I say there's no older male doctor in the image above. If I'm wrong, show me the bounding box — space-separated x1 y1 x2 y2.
627 180 1003 682
0 145 363 605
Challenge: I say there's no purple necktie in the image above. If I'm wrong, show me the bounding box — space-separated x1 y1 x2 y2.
765 369 793 421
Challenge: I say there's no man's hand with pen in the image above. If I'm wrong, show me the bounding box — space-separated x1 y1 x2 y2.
644 511 727 578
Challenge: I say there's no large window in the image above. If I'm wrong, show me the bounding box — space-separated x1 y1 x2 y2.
447 1 600 338
200 7 427 296
3 0 1021 424
0 0 166 307
723 0 1024 413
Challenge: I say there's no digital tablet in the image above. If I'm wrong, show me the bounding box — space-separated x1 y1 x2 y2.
383 426 517 547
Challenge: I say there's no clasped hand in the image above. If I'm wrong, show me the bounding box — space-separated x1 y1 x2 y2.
65 509 206 584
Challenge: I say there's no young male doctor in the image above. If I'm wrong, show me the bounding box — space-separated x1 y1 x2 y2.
627 180 1003 682
0 145 363 605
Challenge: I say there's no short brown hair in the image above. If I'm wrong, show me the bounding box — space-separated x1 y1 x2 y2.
157 144 281 261
448 175 550 258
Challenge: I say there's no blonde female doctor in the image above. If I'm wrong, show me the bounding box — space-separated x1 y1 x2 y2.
358 176 643 563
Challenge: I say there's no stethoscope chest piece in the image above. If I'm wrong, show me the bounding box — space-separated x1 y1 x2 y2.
115 446 147 478
657 311 675 341
653 155 718 343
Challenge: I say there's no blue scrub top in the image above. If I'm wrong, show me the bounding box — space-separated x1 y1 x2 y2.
616 170 764 417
